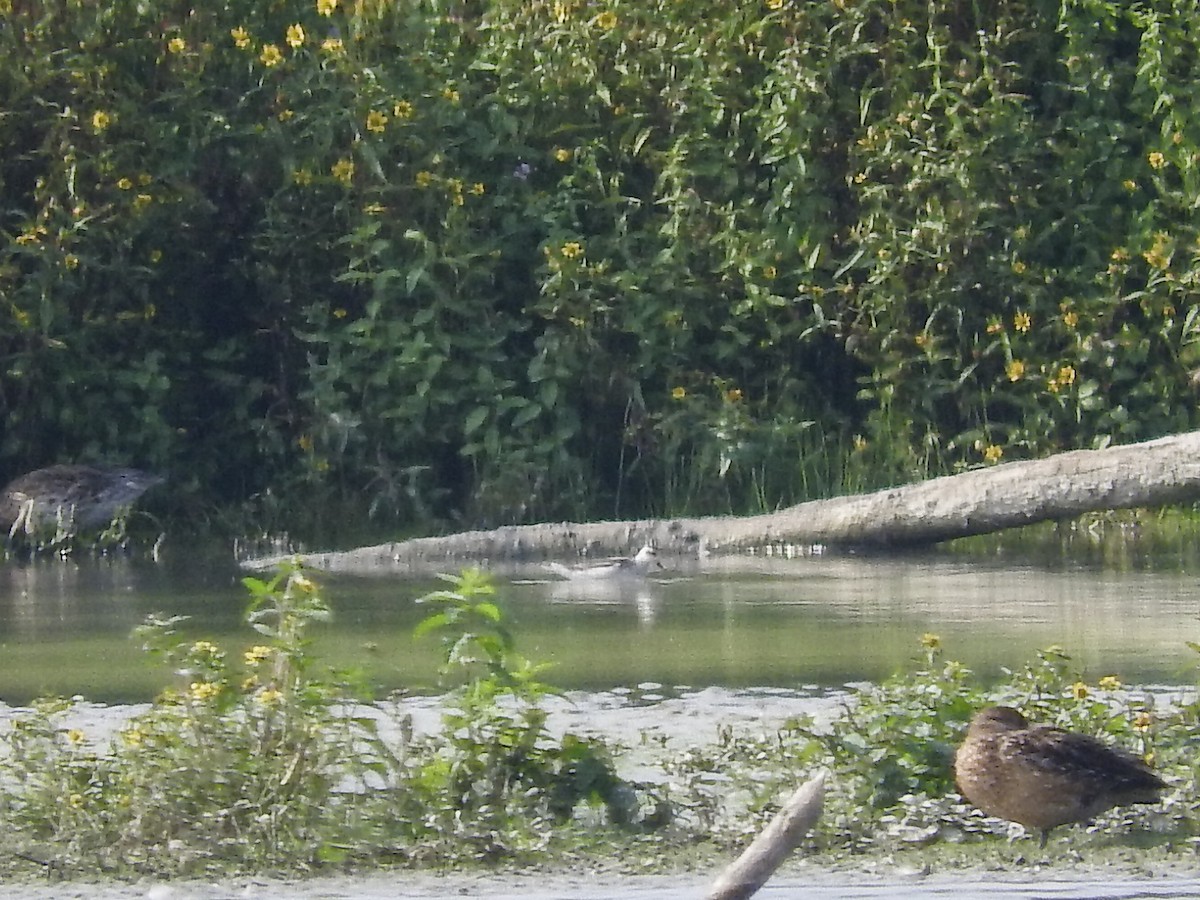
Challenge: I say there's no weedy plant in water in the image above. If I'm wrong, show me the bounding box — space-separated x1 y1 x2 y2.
0 565 664 878
399 569 660 862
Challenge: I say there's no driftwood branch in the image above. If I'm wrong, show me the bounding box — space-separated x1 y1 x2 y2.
706 770 826 900
245 430 1200 573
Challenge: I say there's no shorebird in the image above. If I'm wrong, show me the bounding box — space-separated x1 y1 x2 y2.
545 545 663 580
1 464 164 539
954 705 1165 847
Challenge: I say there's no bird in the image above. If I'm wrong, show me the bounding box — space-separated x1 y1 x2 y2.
1 464 164 539
954 705 1166 848
545 545 663 580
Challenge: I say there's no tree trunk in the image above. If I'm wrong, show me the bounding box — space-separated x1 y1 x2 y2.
245 430 1200 573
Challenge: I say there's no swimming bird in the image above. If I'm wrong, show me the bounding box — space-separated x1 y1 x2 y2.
954 705 1165 847
1 464 164 539
545 545 663 580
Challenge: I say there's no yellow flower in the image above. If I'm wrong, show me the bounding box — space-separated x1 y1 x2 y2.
366 110 388 133
257 688 284 706
671 386 687 400
1011 260 1027 274
919 632 941 650
291 573 317 593
230 26 251 49
560 241 583 258
442 87 460 104
595 9 617 29
137 172 152 186
69 793 85 809
983 444 1003 463
321 36 343 54
333 307 348 319
149 249 163 263
298 434 314 451
985 318 1003 335
91 110 111 132
415 170 435 188
260 43 283 67
167 36 187 54
1070 681 1089 700
116 177 133 190
852 434 868 452
1133 711 1153 732
331 157 355 185
1062 310 1079 328
122 728 145 747
767 0 785 7
554 146 572 162
364 202 386 215
244 645 273 666
1148 151 1166 170
763 265 777 279
1056 364 1076 386
191 640 220 656
1005 359 1025 382
189 680 221 702
66 728 85 744
286 24 306 48
64 254 80 269
393 100 414 119
725 388 743 403
470 182 485 195
133 193 153 211
292 168 313 186
1098 675 1122 691
1013 311 1031 333
317 0 338 14
1122 178 1137 191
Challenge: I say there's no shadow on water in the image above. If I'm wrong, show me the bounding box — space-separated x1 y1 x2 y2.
3 540 1200 703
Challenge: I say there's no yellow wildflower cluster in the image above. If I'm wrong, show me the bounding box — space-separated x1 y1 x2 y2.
919 632 941 650
191 640 221 657
671 386 687 400
560 241 583 258
261 44 283 66
1005 359 1025 382
1143 231 1172 269
1047 364 1076 393
1012 310 1031 333
393 100 414 119
1148 150 1166 170
1097 675 1122 691
982 444 1003 463
257 688 284 706
167 36 187 54
91 110 112 132
366 110 388 133
189 680 221 702
286 24 306 48
244 645 273 666
317 0 339 14
331 157 355 185
594 10 617 29
231 26 251 49
553 146 572 163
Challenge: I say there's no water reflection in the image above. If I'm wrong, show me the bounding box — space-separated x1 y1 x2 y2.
2 550 1200 703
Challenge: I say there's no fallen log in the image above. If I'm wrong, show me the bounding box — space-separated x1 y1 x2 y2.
706 770 826 900
244 430 1200 572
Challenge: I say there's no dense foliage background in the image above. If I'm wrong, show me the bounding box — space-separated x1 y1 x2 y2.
3 0 1200 538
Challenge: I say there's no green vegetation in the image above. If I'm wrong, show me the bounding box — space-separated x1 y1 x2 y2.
4 1 1200 538
2 566 1198 879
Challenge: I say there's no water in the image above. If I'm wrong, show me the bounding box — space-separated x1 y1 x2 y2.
1 548 1199 704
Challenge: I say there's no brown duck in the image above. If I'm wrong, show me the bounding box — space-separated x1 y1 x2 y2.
954 705 1165 847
